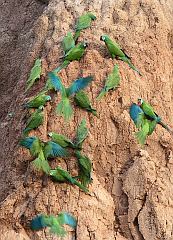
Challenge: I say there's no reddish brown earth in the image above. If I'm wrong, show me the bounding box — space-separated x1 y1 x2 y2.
0 0 173 239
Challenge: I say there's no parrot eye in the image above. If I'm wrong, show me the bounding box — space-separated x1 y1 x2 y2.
48 132 53 137
83 42 88 47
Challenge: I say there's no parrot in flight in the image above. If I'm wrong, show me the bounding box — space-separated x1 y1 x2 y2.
25 93 51 108
48 132 75 148
74 90 97 116
97 64 120 100
62 32 75 54
100 35 142 76
25 58 42 92
50 166 89 192
30 212 77 236
20 136 68 173
75 151 92 187
48 72 93 121
23 106 44 136
54 42 88 73
74 12 96 42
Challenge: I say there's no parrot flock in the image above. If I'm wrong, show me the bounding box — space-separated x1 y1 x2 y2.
19 11 172 237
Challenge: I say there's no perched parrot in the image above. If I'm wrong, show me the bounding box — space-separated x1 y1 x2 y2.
74 119 88 149
43 141 69 159
62 32 75 54
97 64 120 100
100 35 142 76
20 136 50 173
74 12 96 42
137 98 173 135
23 106 44 136
75 151 92 187
54 42 88 73
48 72 93 121
74 90 97 116
30 212 77 236
25 93 51 108
48 132 75 148
50 166 88 192
25 58 42 92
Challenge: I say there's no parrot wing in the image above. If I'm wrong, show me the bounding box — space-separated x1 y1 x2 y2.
20 136 37 149
57 212 77 228
48 72 66 95
44 141 69 158
67 76 93 96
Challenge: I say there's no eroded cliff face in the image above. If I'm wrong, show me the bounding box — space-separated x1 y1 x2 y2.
0 0 173 239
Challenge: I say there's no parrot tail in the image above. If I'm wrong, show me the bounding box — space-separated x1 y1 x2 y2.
73 178 89 193
54 60 70 73
74 30 81 42
120 56 142 76
91 109 97 117
159 121 173 137
96 88 107 100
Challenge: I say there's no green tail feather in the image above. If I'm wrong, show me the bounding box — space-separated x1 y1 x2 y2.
53 60 70 73
120 56 142 76
56 97 73 121
159 121 173 136
90 108 97 117
74 30 81 42
135 130 148 145
73 178 89 193
96 88 107 100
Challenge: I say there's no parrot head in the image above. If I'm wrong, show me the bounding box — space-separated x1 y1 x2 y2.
137 98 143 106
88 12 96 20
100 35 109 42
38 105 44 110
45 95 51 101
48 132 53 137
81 41 88 48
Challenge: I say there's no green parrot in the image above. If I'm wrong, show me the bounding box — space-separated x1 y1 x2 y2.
74 90 97 116
75 151 92 187
97 64 120 100
100 35 142 76
48 72 93 121
74 119 88 149
62 32 75 54
48 132 75 148
137 98 173 135
50 166 88 192
74 12 96 42
54 42 88 73
23 106 44 136
25 58 42 92
25 93 51 108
